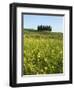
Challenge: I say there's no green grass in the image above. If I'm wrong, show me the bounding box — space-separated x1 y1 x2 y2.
23 29 63 75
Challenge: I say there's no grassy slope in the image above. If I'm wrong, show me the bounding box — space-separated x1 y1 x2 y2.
24 29 63 39
23 29 63 75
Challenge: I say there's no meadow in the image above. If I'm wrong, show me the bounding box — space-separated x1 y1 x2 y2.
23 29 63 75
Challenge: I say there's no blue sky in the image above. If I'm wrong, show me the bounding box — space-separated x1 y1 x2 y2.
23 14 64 32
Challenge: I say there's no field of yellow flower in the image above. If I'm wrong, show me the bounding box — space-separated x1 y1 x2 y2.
23 30 63 75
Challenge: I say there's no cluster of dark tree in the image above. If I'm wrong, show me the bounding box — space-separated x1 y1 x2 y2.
37 25 52 31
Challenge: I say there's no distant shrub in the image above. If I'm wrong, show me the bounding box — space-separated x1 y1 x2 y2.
37 25 52 31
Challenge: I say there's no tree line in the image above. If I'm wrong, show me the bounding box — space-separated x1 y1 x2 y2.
37 25 52 31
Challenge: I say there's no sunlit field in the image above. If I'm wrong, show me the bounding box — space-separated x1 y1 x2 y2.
23 30 63 75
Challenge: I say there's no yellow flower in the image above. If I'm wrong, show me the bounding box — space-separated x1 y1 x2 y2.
60 51 62 54
44 58 47 62
38 52 40 58
52 66 54 69
41 69 43 72
44 67 48 70
52 50 54 53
